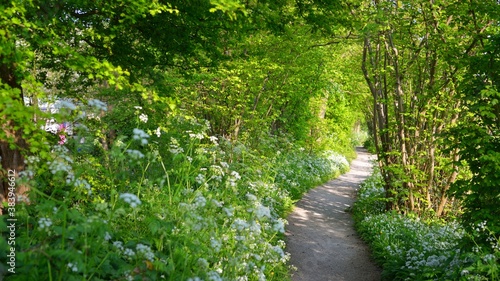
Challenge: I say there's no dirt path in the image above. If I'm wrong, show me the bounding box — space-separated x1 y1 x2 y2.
285 147 381 281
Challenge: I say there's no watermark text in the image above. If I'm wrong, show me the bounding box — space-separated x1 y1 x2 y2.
6 169 17 274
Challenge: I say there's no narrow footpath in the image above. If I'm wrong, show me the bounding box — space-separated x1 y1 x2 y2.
285 147 382 281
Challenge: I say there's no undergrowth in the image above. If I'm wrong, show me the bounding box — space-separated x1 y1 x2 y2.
0 99 350 280
353 169 500 281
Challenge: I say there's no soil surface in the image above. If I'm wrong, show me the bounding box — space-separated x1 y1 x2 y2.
285 147 382 281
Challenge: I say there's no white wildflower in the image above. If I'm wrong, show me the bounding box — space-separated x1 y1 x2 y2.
119 193 142 208
197 258 209 269
210 237 222 253
483 254 495 262
126 149 145 159
229 171 241 187
115 139 125 147
136 243 155 262
38 217 53 230
194 195 207 208
273 218 287 233
48 146 73 174
246 193 257 201
57 100 77 110
123 248 136 258
188 132 204 140
113 241 124 251
104 232 112 241
45 119 60 134
66 172 75 184
169 138 184 154
231 171 241 180
67 262 78 272
17 195 30 203
224 207 234 217
88 99 107 111
254 203 272 219
139 113 148 123
195 174 205 185
249 221 262 235
207 271 223 281
124 272 134 281
212 199 223 207
272 244 286 260
232 218 249 231
74 178 92 195
132 128 149 145
209 135 218 145
19 169 34 179
154 127 161 137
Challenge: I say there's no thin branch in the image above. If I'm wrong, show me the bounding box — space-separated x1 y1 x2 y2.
307 31 359 49
308 40 341 49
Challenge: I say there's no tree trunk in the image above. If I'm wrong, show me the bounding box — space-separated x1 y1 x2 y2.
0 59 30 214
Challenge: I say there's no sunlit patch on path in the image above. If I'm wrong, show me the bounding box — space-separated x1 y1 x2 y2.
286 147 381 281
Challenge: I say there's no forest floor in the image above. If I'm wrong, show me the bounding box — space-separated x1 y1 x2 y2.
285 147 382 281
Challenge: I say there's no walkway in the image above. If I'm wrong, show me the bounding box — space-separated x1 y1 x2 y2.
285 147 381 281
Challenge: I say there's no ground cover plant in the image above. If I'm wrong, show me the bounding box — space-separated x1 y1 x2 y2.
353 171 500 281
0 99 351 280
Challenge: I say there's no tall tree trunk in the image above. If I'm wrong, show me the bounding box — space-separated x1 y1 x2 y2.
0 58 30 214
363 35 396 210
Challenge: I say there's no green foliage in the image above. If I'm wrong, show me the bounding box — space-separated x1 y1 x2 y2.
362 136 376 154
358 0 499 218
0 0 379 280
168 26 369 158
0 97 354 279
0 87 47 155
275 150 349 200
351 169 385 222
449 32 500 245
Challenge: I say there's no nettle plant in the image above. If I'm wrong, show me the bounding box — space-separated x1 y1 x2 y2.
1 99 292 280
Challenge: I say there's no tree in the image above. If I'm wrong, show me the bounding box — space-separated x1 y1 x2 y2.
1 0 375 211
360 0 492 216
450 22 500 237
0 0 252 210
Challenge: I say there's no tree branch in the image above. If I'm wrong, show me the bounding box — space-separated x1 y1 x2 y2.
307 31 358 49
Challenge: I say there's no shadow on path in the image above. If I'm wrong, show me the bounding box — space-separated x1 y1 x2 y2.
285 147 382 281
